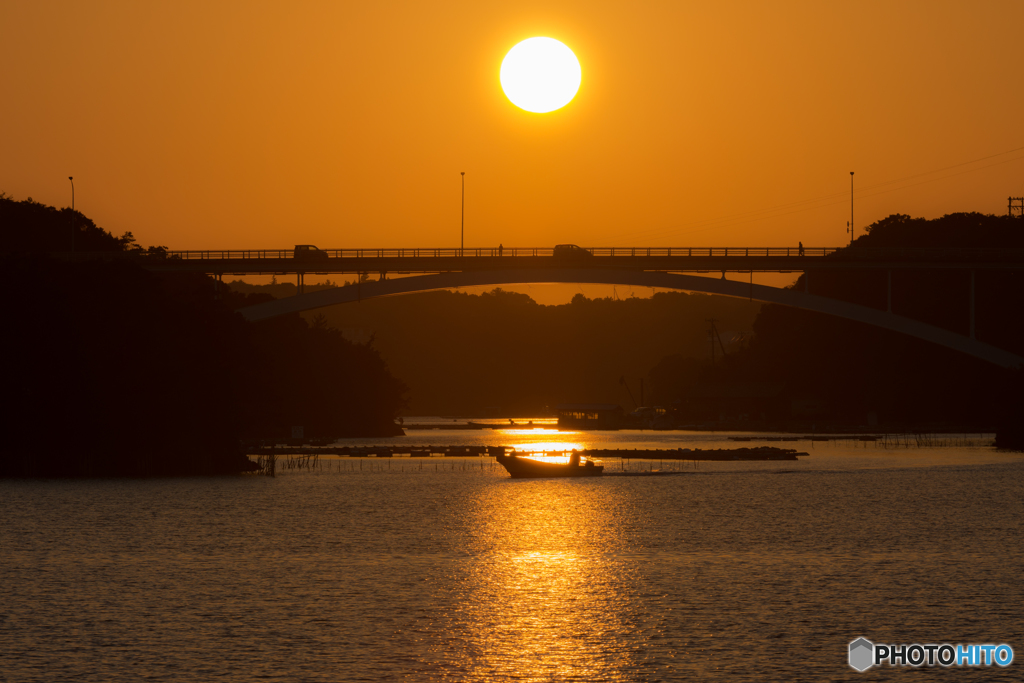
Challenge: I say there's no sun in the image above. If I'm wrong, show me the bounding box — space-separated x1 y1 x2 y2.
500 37 581 113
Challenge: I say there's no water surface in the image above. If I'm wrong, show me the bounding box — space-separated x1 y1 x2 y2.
2 436 1021 681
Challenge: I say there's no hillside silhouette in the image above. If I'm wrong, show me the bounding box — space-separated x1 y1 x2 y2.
6 190 1019 457
229 212 1023 437
1 195 406 477
0 191 155 253
229 281 762 415
674 212 1024 431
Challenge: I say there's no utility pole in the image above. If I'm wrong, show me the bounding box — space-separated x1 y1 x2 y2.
1009 196 1024 217
708 318 715 366
69 176 75 252
706 318 727 366
619 376 638 409
460 172 465 254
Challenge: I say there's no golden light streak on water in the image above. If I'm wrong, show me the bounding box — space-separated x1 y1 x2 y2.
452 481 641 680
499 428 565 437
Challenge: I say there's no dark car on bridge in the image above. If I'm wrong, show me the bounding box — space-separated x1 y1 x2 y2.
294 244 330 260
553 244 593 257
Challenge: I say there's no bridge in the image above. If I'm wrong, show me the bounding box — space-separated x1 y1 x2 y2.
77 245 1024 368
79 245 1024 277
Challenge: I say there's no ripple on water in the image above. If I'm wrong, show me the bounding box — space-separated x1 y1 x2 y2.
1 450 1022 681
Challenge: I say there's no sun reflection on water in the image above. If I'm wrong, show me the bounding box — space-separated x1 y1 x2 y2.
434 480 643 680
500 428 565 437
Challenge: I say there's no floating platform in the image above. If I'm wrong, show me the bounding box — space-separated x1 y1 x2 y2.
245 445 807 461
591 447 807 461
403 421 547 431
729 435 882 442
244 445 508 457
403 423 490 431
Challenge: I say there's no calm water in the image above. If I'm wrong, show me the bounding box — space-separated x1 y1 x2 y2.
2 430 1022 681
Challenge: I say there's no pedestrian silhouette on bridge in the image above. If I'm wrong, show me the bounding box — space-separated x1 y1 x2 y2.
798 241 805 256
499 243 503 256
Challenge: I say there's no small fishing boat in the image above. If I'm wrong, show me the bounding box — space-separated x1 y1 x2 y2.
495 451 604 478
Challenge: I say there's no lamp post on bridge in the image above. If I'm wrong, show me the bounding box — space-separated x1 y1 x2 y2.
849 171 854 246
69 176 75 252
460 171 465 255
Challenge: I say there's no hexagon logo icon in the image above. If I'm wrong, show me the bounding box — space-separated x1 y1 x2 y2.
849 638 874 671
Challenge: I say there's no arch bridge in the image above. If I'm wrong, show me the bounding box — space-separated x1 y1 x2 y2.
89 245 1024 368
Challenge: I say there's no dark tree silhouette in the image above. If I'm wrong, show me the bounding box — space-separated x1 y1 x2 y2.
651 212 1024 430
0 195 406 477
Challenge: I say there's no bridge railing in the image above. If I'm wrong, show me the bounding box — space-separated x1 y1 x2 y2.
155 246 851 260
69 246 1024 263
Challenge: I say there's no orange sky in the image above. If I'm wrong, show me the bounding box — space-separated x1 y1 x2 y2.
3 1 1024 258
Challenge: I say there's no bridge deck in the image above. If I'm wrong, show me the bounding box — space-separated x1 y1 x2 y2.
60 246 1024 274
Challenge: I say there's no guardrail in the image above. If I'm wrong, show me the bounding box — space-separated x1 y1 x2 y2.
153 246 841 259
56 246 1024 262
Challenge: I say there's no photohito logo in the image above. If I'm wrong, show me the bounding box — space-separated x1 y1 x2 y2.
849 638 1013 671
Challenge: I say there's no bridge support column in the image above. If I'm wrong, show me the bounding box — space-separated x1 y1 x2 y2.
297 272 304 296
969 269 975 340
886 270 892 313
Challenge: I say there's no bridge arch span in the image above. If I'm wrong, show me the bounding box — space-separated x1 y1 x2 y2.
238 269 1023 369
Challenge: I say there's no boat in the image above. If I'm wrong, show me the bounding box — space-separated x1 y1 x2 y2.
495 451 604 478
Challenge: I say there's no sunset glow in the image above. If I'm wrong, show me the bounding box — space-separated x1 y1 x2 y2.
4 3 1024 678
3 5 1023 259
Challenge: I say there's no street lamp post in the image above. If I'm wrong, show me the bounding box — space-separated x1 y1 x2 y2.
69 176 75 252
849 171 854 246
460 172 465 255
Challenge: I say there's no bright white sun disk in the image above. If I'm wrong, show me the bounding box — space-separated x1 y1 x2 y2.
500 37 581 113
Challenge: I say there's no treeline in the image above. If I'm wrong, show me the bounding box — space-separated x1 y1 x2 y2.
231 282 762 415
655 212 1023 431
0 191 154 253
0 195 405 477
